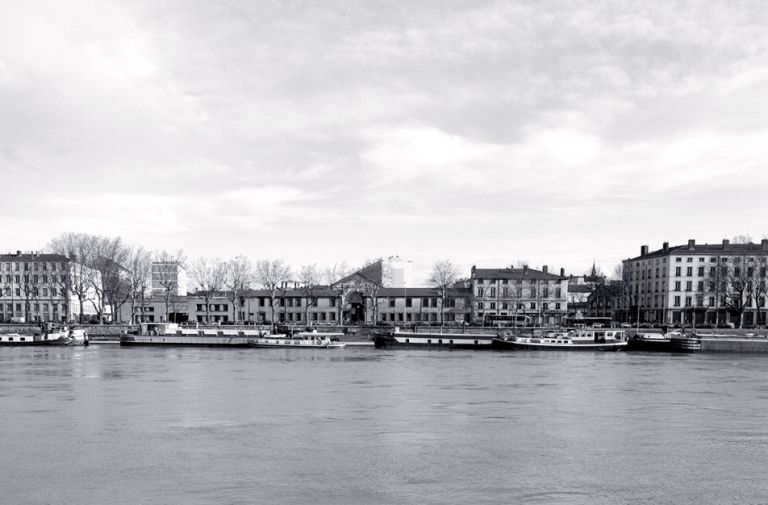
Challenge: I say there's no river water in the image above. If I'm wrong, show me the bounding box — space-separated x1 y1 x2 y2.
2 345 768 505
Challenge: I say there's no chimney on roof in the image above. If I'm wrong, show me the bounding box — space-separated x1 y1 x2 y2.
523 264 528 273
688 239 695 250
560 267 565 277
640 245 649 256
542 265 548 274
663 242 669 253
16 250 21 256
762 239 768 251
723 239 730 247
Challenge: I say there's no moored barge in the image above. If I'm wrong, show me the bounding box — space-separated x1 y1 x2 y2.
0 325 74 346
492 328 627 351
373 328 494 349
120 323 270 347
669 332 768 353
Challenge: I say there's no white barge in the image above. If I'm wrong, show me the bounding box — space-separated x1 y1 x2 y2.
120 323 271 347
250 331 346 349
492 328 627 351
373 328 494 349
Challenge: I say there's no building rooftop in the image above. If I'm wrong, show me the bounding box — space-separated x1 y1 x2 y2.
378 287 471 297
629 239 768 261
472 266 566 281
0 252 68 261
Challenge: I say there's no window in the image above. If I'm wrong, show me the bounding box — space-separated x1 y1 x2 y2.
489 287 496 297
330 298 336 307
699 257 705 262
542 288 549 298
542 303 548 310
698 267 704 276
489 302 496 310
697 281 703 291
501 288 508 297
710 257 717 263
674 281 681 291
389 299 395 308
676 257 682 262
674 296 681 307
686 281 692 291
709 296 715 306
477 287 484 297
686 267 692 276
477 302 484 310
555 303 561 309
530 302 536 310
675 267 681 276
687 257 693 263
405 298 412 308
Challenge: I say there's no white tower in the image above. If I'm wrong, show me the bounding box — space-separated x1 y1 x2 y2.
388 256 413 288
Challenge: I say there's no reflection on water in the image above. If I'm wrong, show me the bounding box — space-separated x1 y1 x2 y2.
1 346 767 505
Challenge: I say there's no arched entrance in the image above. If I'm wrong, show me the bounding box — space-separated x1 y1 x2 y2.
346 292 366 324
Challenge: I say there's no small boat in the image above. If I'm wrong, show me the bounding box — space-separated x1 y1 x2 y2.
373 328 494 349
492 328 627 351
250 330 346 349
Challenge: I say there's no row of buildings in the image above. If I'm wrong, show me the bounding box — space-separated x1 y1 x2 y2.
3 238 767 328
121 262 571 327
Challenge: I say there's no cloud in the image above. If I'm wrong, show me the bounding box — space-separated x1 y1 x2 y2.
2 0 768 280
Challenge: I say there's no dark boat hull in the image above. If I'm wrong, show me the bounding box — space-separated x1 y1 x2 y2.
120 335 253 347
626 337 675 352
0 339 72 346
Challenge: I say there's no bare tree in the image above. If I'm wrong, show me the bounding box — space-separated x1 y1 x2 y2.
255 259 291 328
154 249 186 323
732 234 753 244
91 236 130 323
126 247 153 324
190 257 228 324
612 263 633 324
707 258 750 328
49 233 100 323
428 259 460 327
298 264 322 324
360 258 389 324
746 265 768 327
324 262 351 324
224 255 252 325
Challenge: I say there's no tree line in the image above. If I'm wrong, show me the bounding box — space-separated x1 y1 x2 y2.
45 232 463 326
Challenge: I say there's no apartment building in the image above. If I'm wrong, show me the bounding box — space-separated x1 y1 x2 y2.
0 251 103 323
375 287 472 325
470 265 568 326
624 239 768 327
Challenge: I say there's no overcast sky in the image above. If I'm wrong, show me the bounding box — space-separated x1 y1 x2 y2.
2 1 767 283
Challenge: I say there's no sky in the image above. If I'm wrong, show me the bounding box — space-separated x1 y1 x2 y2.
2 0 768 284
